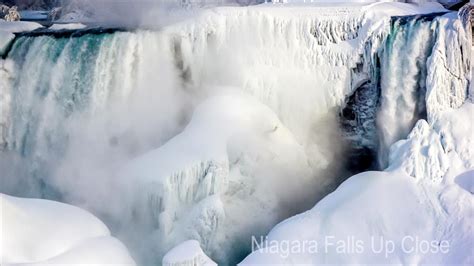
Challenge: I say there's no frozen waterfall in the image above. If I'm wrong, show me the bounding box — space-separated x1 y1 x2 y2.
0 3 470 265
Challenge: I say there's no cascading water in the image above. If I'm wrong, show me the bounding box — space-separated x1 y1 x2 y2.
1 30 190 194
342 12 470 169
377 14 439 167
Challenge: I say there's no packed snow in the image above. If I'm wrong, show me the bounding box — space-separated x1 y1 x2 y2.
0 193 136 265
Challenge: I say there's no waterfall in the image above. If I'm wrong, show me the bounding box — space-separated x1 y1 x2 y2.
1 8 370 196
376 12 470 167
1 31 189 195
377 14 438 167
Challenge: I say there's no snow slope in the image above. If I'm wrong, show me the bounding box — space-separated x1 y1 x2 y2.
241 102 473 264
0 193 136 266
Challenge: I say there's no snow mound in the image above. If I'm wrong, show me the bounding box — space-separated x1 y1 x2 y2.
241 103 474 265
118 91 314 263
162 240 216 266
389 103 474 182
0 193 135 266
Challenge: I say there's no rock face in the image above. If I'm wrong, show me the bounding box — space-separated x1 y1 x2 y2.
4 6 20 22
0 5 9 18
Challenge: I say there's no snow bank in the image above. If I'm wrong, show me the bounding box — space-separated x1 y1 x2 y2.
162 240 216 266
241 102 473 264
0 193 135 266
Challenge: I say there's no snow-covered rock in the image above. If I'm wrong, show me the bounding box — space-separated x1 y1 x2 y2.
0 193 136 266
3 6 20 22
0 19 42 56
162 240 217 266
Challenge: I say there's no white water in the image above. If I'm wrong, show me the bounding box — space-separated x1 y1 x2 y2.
377 13 470 166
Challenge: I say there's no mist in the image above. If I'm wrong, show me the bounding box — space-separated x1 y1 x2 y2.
3 0 266 28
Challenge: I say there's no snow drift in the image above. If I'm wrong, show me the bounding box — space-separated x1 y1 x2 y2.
0 193 135 266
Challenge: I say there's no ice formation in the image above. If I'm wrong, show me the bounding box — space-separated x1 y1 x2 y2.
162 240 216 266
0 1 471 265
376 11 471 166
0 193 135 266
